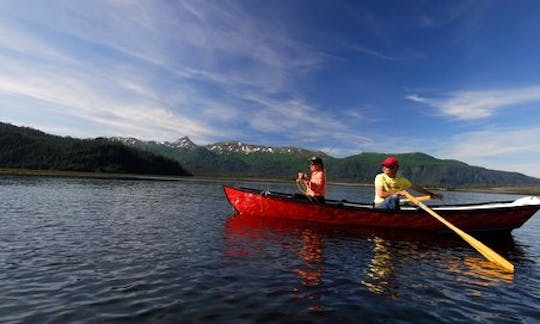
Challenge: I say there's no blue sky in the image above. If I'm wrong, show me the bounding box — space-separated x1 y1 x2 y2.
1 1 540 177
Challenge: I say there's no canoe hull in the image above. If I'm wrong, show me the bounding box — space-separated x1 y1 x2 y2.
223 186 540 233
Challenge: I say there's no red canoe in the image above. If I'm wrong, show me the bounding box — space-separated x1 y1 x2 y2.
223 186 540 233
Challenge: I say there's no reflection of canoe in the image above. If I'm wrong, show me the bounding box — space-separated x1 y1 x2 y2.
223 186 540 234
224 212 517 248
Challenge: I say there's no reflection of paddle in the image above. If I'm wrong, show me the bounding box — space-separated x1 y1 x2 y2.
463 257 514 283
404 191 514 273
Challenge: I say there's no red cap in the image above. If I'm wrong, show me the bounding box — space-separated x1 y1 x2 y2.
381 156 399 167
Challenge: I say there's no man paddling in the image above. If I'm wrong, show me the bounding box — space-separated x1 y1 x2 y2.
374 156 442 209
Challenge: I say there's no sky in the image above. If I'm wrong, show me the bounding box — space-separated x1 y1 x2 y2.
1 1 540 178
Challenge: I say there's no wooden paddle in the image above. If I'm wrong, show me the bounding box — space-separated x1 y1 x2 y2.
403 191 515 273
400 195 431 204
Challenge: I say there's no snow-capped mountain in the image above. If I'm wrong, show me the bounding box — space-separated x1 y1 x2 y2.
166 137 198 150
109 137 142 146
111 136 198 150
111 136 314 155
206 141 273 154
205 141 319 155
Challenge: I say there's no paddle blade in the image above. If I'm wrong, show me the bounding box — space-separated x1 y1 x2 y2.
403 191 515 273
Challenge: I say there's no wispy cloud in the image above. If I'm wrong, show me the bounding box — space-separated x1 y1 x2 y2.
349 44 426 61
407 85 540 119
438 128 540 159
0 54 216 141
436 127 540 177
240 93 373 146
0 1 332 143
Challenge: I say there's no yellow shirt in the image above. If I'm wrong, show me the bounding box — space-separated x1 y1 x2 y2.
373 173 411 204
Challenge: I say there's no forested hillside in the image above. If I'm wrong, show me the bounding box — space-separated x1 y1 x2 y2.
0 122 191 176
327 152 540 188
119 138 540 188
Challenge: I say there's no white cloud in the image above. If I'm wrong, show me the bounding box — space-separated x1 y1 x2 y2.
349 44 426 61
0 65 215 141
240 93 373 147
436 127 540 178
407 85 540 120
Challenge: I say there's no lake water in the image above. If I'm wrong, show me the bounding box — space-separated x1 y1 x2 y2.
1 176 539 323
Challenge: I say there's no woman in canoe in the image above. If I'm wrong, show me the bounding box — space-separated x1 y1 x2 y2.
296 156 327 203
374 156 442 209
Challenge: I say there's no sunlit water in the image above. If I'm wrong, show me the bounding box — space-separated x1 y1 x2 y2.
1 176 539 322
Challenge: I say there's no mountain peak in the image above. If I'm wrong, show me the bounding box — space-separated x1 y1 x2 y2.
169 136 198 150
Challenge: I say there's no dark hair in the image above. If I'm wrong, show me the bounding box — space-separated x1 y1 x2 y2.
309 156 324 169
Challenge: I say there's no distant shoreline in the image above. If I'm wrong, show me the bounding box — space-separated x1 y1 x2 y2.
1 168 539 196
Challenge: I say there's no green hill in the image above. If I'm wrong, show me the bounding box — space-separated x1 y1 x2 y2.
125 142 250 177
123 138 540 188
0 122 191 176
327 152 540 188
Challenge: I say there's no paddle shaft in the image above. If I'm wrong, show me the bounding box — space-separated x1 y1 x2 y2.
400 195 431 204
404 191 515 273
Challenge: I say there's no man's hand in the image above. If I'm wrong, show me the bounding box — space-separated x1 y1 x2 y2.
430 192 443 200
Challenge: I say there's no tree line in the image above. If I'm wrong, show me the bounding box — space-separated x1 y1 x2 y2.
0 122 191 176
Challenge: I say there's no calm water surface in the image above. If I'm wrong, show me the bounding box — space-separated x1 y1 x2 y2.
1 176 539 323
